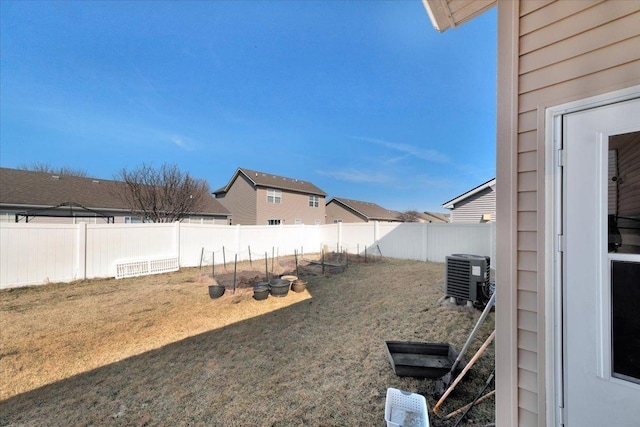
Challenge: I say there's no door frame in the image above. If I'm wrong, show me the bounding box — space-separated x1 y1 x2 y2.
544 85 640 426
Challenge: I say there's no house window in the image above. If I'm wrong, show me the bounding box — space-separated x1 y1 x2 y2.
295 219 302 225
0 212 10 223
334 219 342 223
268 219 282 225
315 219 321 225
125 216 143 224
267 189 282 204
309 195 319 207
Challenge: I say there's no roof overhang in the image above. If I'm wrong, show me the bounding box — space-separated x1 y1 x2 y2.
327 198 368 220
422 0 495 32
0 202 132 213
215 168 326 197
214 168 255 196
442 178 496 210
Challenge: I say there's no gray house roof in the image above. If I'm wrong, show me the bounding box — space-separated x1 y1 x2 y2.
419 211 450 223
214 167 327 197
441 178 496 209
0 167 230 216
1 168 124 210
326 197 402 222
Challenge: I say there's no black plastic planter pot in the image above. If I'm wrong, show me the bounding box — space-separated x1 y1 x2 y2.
208 285 226 299
253 283 270 301
269 279 289 297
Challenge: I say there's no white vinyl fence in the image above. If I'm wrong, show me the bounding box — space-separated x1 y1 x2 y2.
0 221 496 289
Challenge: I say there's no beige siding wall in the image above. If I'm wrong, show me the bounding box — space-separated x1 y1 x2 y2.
256 188 325 225
325 202 366 223
216 174 257 225
498 1 640 426
450 187 496 223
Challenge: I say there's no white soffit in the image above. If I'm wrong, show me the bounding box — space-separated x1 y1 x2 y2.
422 0 496 32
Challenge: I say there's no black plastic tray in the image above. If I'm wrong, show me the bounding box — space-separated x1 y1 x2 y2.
385 341 463 379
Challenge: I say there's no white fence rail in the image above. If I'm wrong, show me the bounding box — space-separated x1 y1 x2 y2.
0 222 496 289
115 256 179 279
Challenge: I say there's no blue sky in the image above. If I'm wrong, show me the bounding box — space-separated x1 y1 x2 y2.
0 1 496 213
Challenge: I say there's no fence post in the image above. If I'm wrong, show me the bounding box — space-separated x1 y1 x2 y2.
236 224 241 257
77 223 87 281
344 249 348 270
422 223 428 262
233 254 237 295
373 221 379 244
174 221 181 267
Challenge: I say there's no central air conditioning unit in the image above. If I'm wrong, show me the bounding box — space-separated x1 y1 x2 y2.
445 254 490 307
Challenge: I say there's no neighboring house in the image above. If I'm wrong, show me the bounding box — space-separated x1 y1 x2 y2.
417 211 449 223
424 1 640 426
0 168 230 224
441 178 495 223
213 167 327 225
325 197 402 223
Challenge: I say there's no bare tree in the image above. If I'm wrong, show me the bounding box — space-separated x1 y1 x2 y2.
397 210 422 222
18 161 88 177
115 163 210 223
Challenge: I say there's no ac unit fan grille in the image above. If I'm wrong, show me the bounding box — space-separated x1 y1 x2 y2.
446 259 472 300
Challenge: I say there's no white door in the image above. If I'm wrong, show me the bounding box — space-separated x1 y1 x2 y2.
563 97 640 426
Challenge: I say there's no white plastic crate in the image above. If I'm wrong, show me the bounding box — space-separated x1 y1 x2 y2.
385 388 430 427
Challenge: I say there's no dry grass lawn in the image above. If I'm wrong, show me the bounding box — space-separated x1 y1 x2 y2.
0 256 494 426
